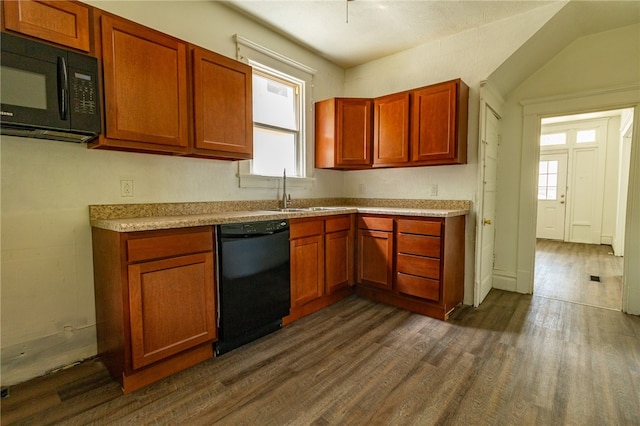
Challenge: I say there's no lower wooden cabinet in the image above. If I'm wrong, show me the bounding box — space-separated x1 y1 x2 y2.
356 214 465 320
325 215 354 294
290 220 325 308
92 226 216 393
287 215 354 323
357 216 394 289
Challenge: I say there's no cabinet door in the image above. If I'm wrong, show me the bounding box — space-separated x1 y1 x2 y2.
336 98 372 167
100 15 189 152
3 0 91 51
192 46 253 159
325 230 353 294
291 234 324 307
411 80 461 164
128 252 216 370
373 92 410 165
357 229 393 289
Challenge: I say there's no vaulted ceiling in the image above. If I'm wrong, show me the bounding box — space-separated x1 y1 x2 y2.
221 0 556 68
221 1 640 96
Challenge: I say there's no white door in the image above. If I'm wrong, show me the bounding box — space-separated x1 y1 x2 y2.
477 106 500 305
536 153 568 240
568 145 605 244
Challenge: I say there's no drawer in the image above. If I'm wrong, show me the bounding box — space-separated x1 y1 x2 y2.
290 219 324 239
397 253 440 280
326 215 352 233
127 228 213 263
397 234 440 258
397 219 441 236
397 273 440 302
358 216 393 232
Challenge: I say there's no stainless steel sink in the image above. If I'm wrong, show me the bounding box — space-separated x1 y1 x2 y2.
305 207 350 211
268 206 351 212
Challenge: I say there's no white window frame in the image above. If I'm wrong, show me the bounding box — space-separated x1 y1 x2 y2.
250 62 306 179
235 35 316 190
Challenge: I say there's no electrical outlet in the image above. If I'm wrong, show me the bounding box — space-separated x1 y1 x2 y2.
359 183 366 195
430 184 438 196
120 179 134 197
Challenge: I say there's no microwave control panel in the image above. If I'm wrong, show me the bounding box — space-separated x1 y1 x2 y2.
71 71 97 116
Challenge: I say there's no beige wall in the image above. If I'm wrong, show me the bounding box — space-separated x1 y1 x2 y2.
4 0 634 387
341 3 563 307
492 24 640 312
0 1 344 386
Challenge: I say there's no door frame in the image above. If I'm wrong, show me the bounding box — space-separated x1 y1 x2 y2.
474 81 504 307
516 84 640 314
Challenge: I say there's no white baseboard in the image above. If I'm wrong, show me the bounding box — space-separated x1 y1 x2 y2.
492 269 517 292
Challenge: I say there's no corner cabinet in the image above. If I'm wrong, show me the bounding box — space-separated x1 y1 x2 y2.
2 0 91 52
315 98 372 169
316 79 468 170
191 46 253 160
357 216 394 289
91 226 216 393
356 214 465 320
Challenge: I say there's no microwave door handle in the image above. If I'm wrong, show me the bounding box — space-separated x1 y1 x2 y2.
57 56 69 120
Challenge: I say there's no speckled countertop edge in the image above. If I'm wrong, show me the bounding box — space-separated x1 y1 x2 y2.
90 199 472 232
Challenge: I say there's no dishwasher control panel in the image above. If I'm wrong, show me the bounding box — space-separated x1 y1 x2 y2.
218 219 289 237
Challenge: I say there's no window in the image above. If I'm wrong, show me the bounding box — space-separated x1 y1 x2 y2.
576 129 596 143
538 160 558 200
250 64 304 178
540 132 566 146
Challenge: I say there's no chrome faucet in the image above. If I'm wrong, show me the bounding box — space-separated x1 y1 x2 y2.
281 168 291 209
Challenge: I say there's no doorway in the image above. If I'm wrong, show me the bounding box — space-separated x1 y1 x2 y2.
533 109 633 310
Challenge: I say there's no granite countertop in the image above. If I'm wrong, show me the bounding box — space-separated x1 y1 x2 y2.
90 204 470 233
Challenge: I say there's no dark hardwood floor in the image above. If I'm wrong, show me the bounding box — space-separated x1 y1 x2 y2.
535 239 623 310
2 290 639 425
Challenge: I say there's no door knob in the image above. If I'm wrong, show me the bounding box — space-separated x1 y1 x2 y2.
484 219 492 225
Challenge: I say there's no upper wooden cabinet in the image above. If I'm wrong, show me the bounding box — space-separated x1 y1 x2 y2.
2 0 91 52
315 98 372 169
373 92 410 166
316 78 468 170
410 79 468 165
90 12 252 159
191 46 253 160
95 14 190 153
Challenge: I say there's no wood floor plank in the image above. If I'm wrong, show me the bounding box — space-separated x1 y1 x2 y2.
534 239 623 310
2 291 639 425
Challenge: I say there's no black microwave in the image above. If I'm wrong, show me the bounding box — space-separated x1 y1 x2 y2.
0 32 101 143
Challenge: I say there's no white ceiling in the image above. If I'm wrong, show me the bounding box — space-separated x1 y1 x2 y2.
221 0 557 68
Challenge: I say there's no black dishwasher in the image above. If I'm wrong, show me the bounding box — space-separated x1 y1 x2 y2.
215 219 290 355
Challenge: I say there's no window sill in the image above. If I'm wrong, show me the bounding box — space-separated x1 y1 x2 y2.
237 173 315 189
